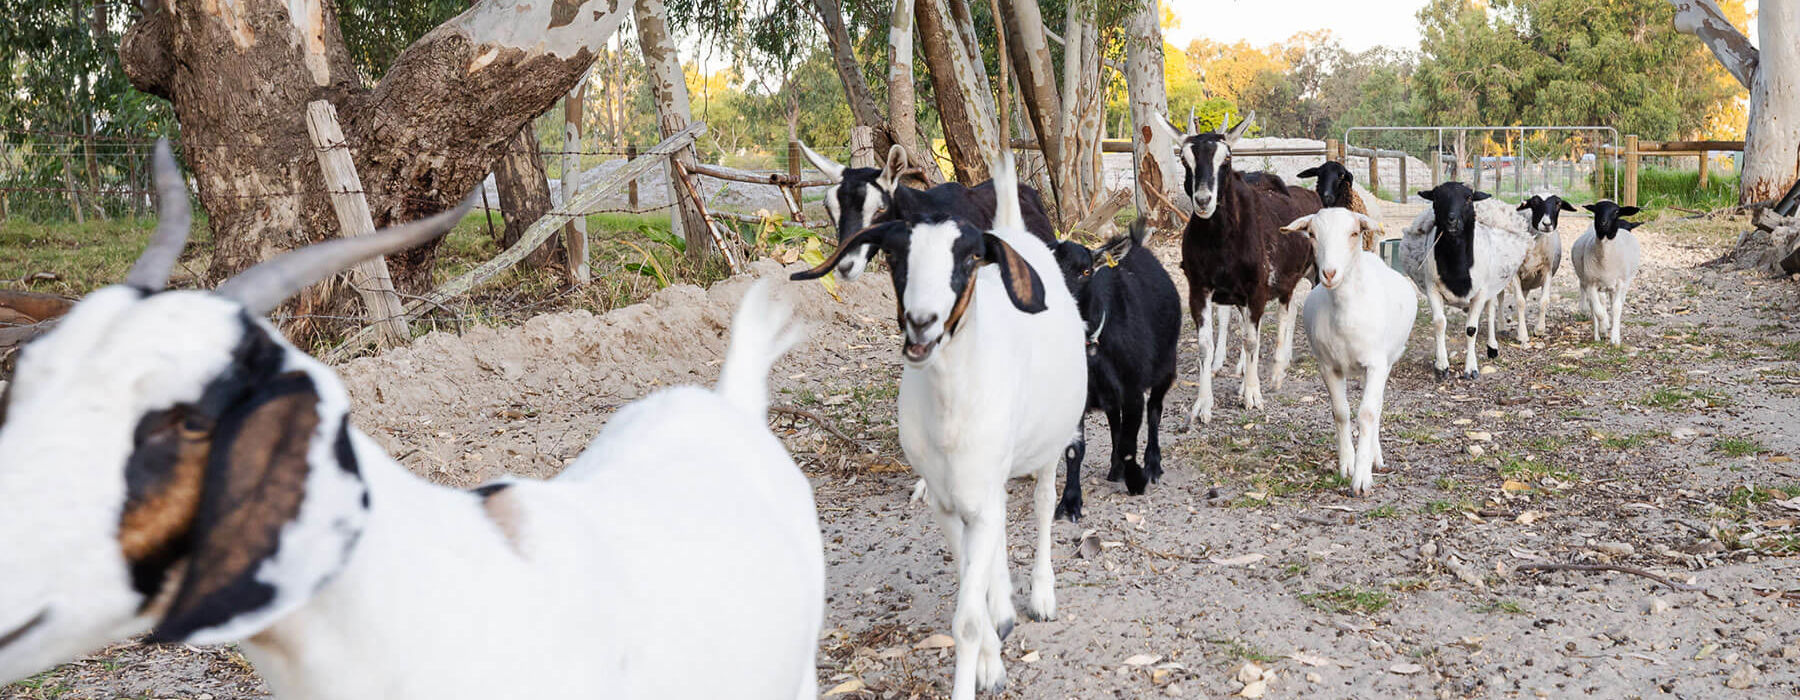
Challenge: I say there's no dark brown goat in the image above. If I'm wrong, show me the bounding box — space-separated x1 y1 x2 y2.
1152 113 1320 425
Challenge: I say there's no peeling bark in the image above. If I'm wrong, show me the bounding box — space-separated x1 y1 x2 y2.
999 0 1068 226
1124 0 1183 224
812 0 894 154
917 0 995 182
887 0 920 158
1671 0 1798 204
634 0 713 259
1670 0 1757 89
493 124 559 266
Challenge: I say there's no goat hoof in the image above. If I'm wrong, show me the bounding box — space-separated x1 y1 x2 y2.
994 617 1015 642
975 646 1007 693
1104 467 1123 482
1487 346 1499 359
1434 367 1450 382
1027 587 1057 621
1463 369 1479 381
1054 496 1082 523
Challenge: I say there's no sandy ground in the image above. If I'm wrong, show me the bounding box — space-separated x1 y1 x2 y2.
8 209 1800 699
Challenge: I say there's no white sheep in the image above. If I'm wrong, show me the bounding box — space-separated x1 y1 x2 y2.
1283 209 1416 495
0 142 825 699
791 151 1086 700
1571 201 1643 346
1401 182 1533 380
1489 195 1573 344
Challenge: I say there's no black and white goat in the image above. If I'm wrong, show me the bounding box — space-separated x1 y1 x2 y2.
1571 200 1642 346
1495 194 1575 343
0 143 825 699
1151 111 1321 424
792 153 1084 700
1400 182 1532 379
798 142 1056 280
1049 220 1181 521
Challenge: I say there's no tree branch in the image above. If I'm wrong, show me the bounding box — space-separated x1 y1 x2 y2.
1668 0 1757 89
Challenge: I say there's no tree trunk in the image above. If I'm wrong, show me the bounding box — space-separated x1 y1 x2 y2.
562 79 590 283
1124 0 1183 225
493 123 560 266
812 0 894 154
1671 0 1799 204
887 0 922 159
998 0 1068 226
118 0 627 296
917 0 995 182
634 0 714 260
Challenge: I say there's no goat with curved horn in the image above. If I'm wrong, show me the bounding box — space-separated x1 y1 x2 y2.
215 194 476 316
124 139 192 291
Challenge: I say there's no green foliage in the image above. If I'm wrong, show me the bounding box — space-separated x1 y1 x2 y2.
1299 587 1394 615
336 0 466 82
1711 437 1767 458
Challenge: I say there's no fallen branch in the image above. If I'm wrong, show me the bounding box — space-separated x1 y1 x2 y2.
1124 537 1211 564
1514 562 1707 593
770 404 875 454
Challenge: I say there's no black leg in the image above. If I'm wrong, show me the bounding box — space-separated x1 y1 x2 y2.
1103 405 1124 482
1118 395 1148 495
1145 376 1172 484
1055 419 1086 522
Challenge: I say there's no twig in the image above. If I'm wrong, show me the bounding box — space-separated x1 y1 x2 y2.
1124 538 1211 564
1514 562 1707 593
770 404 875 454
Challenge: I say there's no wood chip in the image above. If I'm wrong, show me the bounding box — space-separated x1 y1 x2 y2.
1125 653 1162 667
914 633 954 650
1388 663 1424 675
1210 553 1267 567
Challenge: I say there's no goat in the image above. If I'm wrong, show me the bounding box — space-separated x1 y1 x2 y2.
1297 161 1383 252
791 152 1085 700
1150 111 1320 424
1571 200 1642 346
798 142 1056 281
1400 182 1532 380
1048 220 1181 521
1282 209 1416 495
1494 194 1574 343
0 142 825 699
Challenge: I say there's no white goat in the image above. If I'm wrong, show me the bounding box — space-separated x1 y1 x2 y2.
0 142 824 699
1284 209 1416 495
792 152 1085 699
1571 201 1643 345
1401 182 1532 380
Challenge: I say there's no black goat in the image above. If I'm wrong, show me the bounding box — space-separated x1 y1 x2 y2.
1049 220 1181 521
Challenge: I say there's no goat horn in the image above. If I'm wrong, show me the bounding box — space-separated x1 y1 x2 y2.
216 192 476 316
124 139 192 291
1188 106 1198 135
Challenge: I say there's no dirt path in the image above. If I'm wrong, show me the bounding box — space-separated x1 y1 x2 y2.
10 214 1800 699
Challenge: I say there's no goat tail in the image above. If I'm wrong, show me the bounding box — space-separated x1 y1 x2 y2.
992 149 1024 234
718 280 807 418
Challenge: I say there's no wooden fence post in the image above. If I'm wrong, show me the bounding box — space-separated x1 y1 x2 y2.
1397 153 1408 200
1698 151 1710 190
1430 147 1442 188
1623 134 1640 207
1325 138 1341 163
788 139 802 182
562 82 590 285
1367 154 1379 197
850 126 876 168
627 143 640 210
304 100 412 347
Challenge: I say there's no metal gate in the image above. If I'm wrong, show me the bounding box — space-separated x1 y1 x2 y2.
1343 126 1620 204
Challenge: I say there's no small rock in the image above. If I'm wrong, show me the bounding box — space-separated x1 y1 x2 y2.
1517 408 1536 418
1646 598 1670 615
1467 430 1493 442
1125 653 1162 667
1783 646 1799 660
1467 444 1486 457
914 633 955 650
1165 683 1185 697
1389 663 1424 675
1590 542 1635 557
1236 661 1265 684
1306 672 1322 684
1671 427 1698 441
1726 665 1757 690
1020 650 1040 663
1236 680 1267 698
1420 542 1439 559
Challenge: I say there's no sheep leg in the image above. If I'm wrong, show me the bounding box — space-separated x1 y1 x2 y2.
1272 299 1298 391
1055 422 1085 522
1144 374 1172 484
1353 363 1391 496
1188 296 1216 427
1028 462 1058 622
1509 276 1529 345
1428 287 1450 381
1322 363 1353 482
1117 395 1149 495
1485 291 1500 359
1536 281 1551 336
1585 285 1607 343
1240 309 1265 410
1462 292 1487 380
1620 278 1634 343
950 494 1007 698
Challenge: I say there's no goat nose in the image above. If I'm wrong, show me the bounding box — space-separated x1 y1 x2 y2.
1321 269 1338 285
906 311 939 331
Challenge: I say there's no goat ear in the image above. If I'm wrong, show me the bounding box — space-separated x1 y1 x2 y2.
798 141 846 183
790 222 898 281
983 233 1048 314
1353 212 1383 235
1471 191 1492 201
878 145 908 191
1151 113 1186 146
1582 203 1601 213
1297 166 1321 179
1559 200 1577 212
1094 232 1135 261
1279 214 1315 234
151 370 368 645
1618 206 1641 218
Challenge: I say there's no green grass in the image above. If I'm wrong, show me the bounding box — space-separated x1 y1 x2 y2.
1633 165 1740 218
1366 505 1398 519
1473 599 1530 615
1600 430 1665 451
1643 386 1730 410
1298 587 1394 615
1 215 214 296
1711 437 1768 458
1498 456 1575 483
1424 499 1475 515
1207 638 1281 663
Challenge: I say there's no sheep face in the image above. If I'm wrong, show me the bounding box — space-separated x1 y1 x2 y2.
1518 195 1577 234
1151 112 1253 219
1298 162 1355 209
1282 209 1380 290
1582 200 1641 240
1417 182 1490 298
0 288 369 685
799 142 908 281
791 216 1047 365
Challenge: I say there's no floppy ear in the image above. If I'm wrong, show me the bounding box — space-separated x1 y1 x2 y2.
1559 199 1577 212
1517 195 1540 211
1353 212 1383 235
983 233 1048 314
1297 166 1321 179
151 369 368 645
789 222 900 281
877 145 908 191
1471 191 1492 201
1151 113 1186 146
1280 214 1315 234
798 141 846 183
1618 206 1641 217
1582 203 1601 213
1224 111 1255 144
1620 220 1641 230
1417 190 1436 202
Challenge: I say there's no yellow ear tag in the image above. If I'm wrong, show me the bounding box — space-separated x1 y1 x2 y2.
1101 251 1121 269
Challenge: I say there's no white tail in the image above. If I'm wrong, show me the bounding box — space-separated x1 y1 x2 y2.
991 150 1024 235
718 280 806 417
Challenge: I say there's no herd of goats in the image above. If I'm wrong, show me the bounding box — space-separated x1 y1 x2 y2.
0 108 1647 698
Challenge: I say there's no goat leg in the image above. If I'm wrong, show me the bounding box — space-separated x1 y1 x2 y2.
1118 396 1149 495
1056 422 1086 522
1144 376 1172 484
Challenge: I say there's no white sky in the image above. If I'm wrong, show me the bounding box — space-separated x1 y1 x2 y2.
1164 0 1761 52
